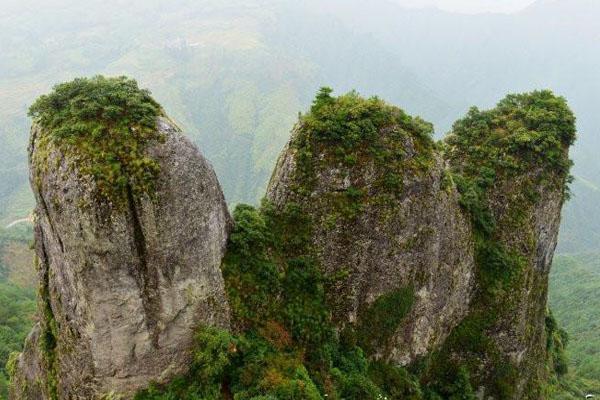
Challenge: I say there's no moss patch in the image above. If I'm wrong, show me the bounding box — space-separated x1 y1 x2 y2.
356 287 415 355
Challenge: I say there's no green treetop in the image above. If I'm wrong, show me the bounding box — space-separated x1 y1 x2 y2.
28 76 164 204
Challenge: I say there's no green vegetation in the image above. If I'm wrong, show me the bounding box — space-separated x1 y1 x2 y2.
546 311 570 377
422 91 577 398
447 91 576 185
0 283 35 398
0 0 599 250
28 76 164 203
133 290 595 399
549 376 600 400
356 287 415 355
38 254 59 400
0 227 35 399
135 203 425 400
294 88 435 201
549 253 600 394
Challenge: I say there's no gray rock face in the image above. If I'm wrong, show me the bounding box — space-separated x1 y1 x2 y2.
475 172 566 399
10 118 231 399
267 125 476 364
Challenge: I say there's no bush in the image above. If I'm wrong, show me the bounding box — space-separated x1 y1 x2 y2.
29 76 164 203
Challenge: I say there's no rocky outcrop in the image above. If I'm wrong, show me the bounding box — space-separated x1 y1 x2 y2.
266 89 574 399
10 118 231 399
434 91 575 399
11 84 574 400
439 163 569 399
267 102 476 364
484 175 565 398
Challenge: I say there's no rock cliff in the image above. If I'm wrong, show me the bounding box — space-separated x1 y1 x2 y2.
10 80 575 400
433 91 576 398
264 88 574 399
266 90 476 365
10 77 231 399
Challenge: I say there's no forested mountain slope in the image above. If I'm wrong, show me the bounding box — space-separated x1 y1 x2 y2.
550 254 600 382
0 0 598 253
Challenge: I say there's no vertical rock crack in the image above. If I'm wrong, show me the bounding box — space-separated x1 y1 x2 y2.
126 185 160 349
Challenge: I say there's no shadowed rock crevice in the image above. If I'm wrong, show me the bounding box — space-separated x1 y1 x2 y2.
126 184 160 349
38 191 64 254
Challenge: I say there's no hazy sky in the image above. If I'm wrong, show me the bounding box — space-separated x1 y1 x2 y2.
392 0 538 13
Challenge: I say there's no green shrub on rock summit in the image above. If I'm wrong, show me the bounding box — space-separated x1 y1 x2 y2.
28 76 164 203
293 87 435 199
446 90 575 196
424 90 576 399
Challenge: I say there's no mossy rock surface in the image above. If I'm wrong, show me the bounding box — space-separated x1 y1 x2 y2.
28 76 165 205
267 89 476 365
12 77 232 399
425 90 576 399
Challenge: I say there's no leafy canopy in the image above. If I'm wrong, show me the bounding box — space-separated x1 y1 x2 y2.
446 90 576 187
28 76 164 203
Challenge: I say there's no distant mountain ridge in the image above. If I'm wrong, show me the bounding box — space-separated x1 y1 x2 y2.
0 0 598 252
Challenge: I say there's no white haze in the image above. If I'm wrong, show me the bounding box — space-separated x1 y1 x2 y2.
391 0 538 13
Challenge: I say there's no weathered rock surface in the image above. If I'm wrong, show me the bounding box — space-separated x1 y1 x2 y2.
439 90 575 399
10 118 231 399
267 124 476 364
469 170 566 399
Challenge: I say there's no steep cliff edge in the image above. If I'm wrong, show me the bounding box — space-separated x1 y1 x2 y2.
9 77 231 399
